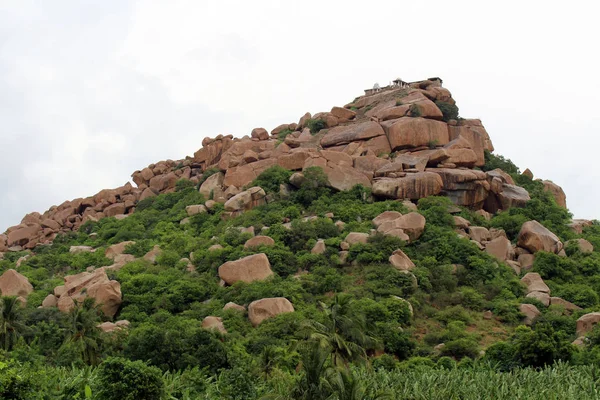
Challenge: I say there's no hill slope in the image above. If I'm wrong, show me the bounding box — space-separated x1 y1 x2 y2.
0 78 600 399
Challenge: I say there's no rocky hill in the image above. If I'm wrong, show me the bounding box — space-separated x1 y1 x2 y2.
0 77 571 250
1 77 600 398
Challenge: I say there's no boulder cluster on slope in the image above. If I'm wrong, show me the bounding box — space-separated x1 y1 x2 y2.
2 77 569 253
0 76 595 340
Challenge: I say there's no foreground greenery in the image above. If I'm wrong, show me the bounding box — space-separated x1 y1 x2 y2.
1 154 600 397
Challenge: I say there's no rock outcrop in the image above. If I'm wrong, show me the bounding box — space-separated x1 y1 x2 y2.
0 269 33 298
0 77 557 255
218 253 274 285
517 221 563 254
54 269 122 318
248 297 294 326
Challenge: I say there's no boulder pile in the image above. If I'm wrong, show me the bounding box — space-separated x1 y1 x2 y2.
0 77 570 257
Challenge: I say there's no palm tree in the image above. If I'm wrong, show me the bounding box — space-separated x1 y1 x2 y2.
62 297 103 365
292 340 332 400
0 296 27 351
323 367 392 400
301 294 377 367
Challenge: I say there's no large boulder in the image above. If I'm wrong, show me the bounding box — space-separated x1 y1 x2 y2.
248 297 294 326
199 172 225 201
320 121 385 148
372 173 443 200
244 236 275 249
383 117 449 150
517 221 563 254
322 165 372 192
542 180 566 208
0 269 33 297
577 312 600 336
389 249 415 271
344 232 369 245
485 237 515 261
521 272 550 294
105 241 135 260
224 187 267 213
567 238 594 254
57 269 122 317
520 304 540 326
377 212 426 242
218 253 273 285
87 280 122 318
202 316 227 334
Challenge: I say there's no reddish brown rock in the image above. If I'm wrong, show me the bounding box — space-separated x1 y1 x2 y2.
577 312 600 336
517 221 563 254
372 173 443 200
143 245 162 264
199 172 225 200
469 226 491 242
223 302 246 312
568 219 593 235
251 128 269 141
344 232 369 245
7 224 40 247
244 236 275 249
311 239 326 255
0 269 33 297
224 187 266 213
542 180 566 208
526 291 550 306
330 106 356 123
42 294 58 308
322 165 372 192
373 211 403 228
105 241 135 260
521 272 550 294
485 237 515 261
389 249 415 271
567 238 594 254
104 203 126 217
218 253 273 285
186 204 207 216
520 304 540 326
550 297 582 311
202 316 227 334
320 121 385 148
377 212 426 242
248 297 294 326
383 117 449 150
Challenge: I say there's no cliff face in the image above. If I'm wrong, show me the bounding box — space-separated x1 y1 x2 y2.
0 78 563 251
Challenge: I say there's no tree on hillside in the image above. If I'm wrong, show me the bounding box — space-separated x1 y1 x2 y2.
62 298 103 365
0 296 27 351
301 294 377 367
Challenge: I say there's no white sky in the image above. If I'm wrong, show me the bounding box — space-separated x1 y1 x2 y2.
1 0 599 230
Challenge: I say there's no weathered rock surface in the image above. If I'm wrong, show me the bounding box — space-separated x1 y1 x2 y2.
202 316 227 334
248 297 294 326
520 304 540 326
389 249 415 271
517 221 563 254
577 312 600 336
521 272 550 294
244 236 275 249
218 253 273 285
0 269 33 297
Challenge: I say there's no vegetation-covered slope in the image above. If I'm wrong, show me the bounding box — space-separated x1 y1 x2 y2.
1 151 600 399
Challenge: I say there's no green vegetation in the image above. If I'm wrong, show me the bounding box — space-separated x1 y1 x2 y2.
409 104 422 117
1 156 600 398
435 101 459 122
306 119 327 134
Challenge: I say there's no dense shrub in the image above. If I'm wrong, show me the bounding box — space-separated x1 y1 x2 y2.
435 101 459 122
95 357 164 400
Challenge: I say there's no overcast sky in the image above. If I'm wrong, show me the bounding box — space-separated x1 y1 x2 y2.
1 0 599 231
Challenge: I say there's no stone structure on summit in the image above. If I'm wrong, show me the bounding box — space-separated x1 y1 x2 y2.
0 77 571 252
